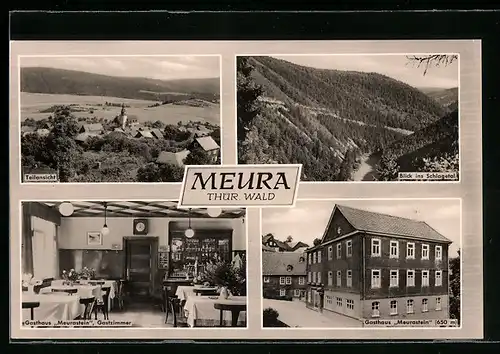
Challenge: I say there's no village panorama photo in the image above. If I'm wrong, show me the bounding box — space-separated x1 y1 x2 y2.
237 54 459 182
19 55 221 183
261 199 461 328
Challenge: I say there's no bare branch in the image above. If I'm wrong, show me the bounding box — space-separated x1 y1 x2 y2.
406 54 458 76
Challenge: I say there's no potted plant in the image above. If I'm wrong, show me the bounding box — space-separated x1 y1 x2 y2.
61 269 79 285
79 267 96 280
203 261 243 299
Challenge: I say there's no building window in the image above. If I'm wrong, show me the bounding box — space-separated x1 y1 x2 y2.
390 300 398 315
346 240 352 257
436 297 442 311
407 270 415 287
279 276 285 285
313 252 317 264
308 272 312 283
346 299 354 310
390 270 399 287
371 301 380 317
328 271 333 286
371 238 381 257
317 250 322 263
263 276 270 283
371 269 381 288
435 270 442 286
328 246 333 260
312 272 316 283
390 240 399 258
347 270 352 287
294 289 300 297
336 297 343 307
317 271 322 284
422 270 429 287
407 299 414 314
336 270 342 286
286 276 292 285
422 244 430 260
308 253 312 264
407 242 415 259
299 276 305 285
280 289 286 297
299 257 305 263
422 298 428 312
435 246 442 261
337 243 342 258
307 291 311 302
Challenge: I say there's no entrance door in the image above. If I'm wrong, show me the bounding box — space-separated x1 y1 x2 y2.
125 238 156 301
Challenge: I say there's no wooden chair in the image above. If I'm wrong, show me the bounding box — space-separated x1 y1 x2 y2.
94 286 111 320
89 281 105 286
114 280 125 311
79 297 96 320
52 288 78 295
162 285 186 327
22 301 40 320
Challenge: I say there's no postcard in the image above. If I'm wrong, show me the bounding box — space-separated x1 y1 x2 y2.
9 40 482 340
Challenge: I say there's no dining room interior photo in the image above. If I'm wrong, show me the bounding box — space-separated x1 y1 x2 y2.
19 200 247 328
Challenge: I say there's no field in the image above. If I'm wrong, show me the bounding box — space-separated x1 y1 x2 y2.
20 92 220 125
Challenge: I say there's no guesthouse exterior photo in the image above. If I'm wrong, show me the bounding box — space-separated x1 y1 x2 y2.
305 204 452 320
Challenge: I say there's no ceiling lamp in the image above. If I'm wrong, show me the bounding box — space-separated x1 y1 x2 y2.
185 208 195 238
207 207 222 218
101 202 110 236
58 202 74 216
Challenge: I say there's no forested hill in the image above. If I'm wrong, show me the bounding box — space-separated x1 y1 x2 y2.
21 67 220 101
420 87 459 110
249 56 447 132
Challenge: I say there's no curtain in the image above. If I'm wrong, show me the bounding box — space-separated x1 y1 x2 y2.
32 216 57 279
22 206 33 275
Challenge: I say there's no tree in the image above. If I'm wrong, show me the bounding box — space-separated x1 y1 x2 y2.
449 249 460 323
136 162 184 182
406 55 458 76
285 236 293 243
184 147 213 165
313 238 321 246
377 154 400 181
236 57 263 143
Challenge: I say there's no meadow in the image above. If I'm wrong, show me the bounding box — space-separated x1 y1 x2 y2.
21 92 220 125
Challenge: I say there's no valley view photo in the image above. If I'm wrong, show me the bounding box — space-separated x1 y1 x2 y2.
20 56 221 183
236 55 459 182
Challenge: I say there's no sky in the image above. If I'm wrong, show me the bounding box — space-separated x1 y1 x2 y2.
20 56 220 80
262 199 461 257
271 54 458 89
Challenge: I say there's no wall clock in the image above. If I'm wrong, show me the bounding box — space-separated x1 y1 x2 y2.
133 219 148 235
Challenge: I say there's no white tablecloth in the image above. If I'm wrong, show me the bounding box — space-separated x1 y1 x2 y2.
46 280 117 310
183 296 247 327
22 294 82 322
40 285 100 299
175 286 195 301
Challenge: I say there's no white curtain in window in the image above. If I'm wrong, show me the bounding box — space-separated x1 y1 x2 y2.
31 217 57 279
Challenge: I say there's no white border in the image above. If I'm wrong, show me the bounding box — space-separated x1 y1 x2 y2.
17 54 223 186
259 197 463 332
13 198 249 338
234 53 461 184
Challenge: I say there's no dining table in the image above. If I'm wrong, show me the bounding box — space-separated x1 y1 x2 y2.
22 293 82 322
45 280 117 311
183 295 247 327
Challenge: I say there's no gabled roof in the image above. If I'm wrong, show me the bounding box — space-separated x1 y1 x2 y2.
21 126 36 133
321 204 452 244
262 252 306 276
36 129 50 136
150 129 164 139
262 234 275 244
135 130 154 138
75 132 99 142
80 123 103 132
195 136 219 151
262 245 276 252
156 150 190 167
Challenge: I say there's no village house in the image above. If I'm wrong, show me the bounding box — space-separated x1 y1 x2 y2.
262 234 309 253
36 128 51 137
150 128 164 140
304 204 452 320
189 136 220 163
135 130 154 139
78 123 104 135
156 150 191 168
21 126 36 136
262 252 307 300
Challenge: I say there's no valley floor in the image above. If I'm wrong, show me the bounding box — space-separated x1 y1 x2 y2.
351 153 380 181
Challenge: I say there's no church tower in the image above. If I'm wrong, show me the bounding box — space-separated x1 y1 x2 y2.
120 103 128 129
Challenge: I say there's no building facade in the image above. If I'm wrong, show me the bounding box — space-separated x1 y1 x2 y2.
262 252 307 300
305 204 452 320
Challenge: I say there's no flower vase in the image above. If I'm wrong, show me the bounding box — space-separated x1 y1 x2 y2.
219 286 229 300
